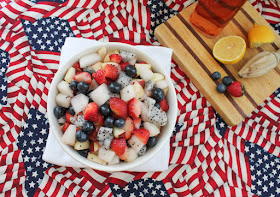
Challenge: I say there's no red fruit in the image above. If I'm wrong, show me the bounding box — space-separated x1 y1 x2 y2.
111 138 127 156
109 54 122 63
123 117 134 140
137 61 147 64
61 122 70 132
65 111 74 123
73 72 92 85
132 79 145 88
88 126 99 142
73 62 83 73
227 81 245 97
159 98 169 111
110 97 127 119
84 103 99 122
128 98 141 119
95 114 104 126
120 62 130 71
92 70 107 85
105 64 119 80
133 118 141 129
133 128 150 144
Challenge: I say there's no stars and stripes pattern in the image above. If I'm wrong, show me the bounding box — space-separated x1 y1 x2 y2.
0 0 280 196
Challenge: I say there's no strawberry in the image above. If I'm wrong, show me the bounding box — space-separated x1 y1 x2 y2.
159 98 169 111
84 102 99 122
65 111 74 123
227 81 245 97
111 138 127 156
123 117 134 139
128 98 141 119
88 126 99 142
92 69 107 85
109 54 122 63
133 128 150 144
61 122 70 132
119 61 130 71
105 64 119 80
73 72 92 85
110 97 127 119
95 114 104 126
73 62 83 73
137 61 147 64
133 117 141 129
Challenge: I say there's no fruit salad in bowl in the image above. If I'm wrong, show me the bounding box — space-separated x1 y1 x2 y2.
47 42 177 171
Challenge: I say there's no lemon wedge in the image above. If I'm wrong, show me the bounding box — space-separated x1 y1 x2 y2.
248 23 275 48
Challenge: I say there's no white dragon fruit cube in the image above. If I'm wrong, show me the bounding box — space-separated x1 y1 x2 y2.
89 84 110 107
55 93 71 108
98 147 116 163
57 81 73 97
147 106 167 126
71 94 89 114
120 85 136 102
128 135 144 152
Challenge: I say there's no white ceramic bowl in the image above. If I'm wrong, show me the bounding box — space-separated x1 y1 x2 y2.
47 42 177 171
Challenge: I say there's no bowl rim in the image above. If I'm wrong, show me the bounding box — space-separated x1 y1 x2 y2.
47 42 177 171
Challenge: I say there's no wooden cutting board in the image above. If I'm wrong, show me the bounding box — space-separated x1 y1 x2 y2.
154 1 280 126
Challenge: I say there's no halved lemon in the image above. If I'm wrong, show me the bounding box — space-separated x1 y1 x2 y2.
248 23 275 48
213 36 246 64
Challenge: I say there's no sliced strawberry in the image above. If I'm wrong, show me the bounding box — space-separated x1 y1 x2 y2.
105 64 119 80
61 122 70 132
111 138 127 156
73 62 83 73
88 126 100 142
119 146 129 160
92 69 107 85
159 98 169 112
109 54 122 63
119 61 130 71
128 98 141 119
137 61 147 64
133 128 150 144
73 72 92 85
65 111 74 123
123 117 134 140
95 113 104 126
84 102 99 122
133 117 141 129
110 97 127 119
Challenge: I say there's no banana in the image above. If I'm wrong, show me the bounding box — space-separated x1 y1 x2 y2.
238 50 280 78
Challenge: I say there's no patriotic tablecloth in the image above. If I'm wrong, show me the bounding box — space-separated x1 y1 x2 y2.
1 0 280 197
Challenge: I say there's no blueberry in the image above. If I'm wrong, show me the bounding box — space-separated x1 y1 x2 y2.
104 116 114 128
53 106 66 119
78 149 89 158
100 104 111 117
125 65 137 77
216 84 227 93
154 103 160 109
82 121 95 133
75 130 88 142
152 88 165 102
211 71 221 80
108 82 121 94
69 80 78 91
222 76 233 86
77 81 89 94
68 106 75 116
114 118 125 128
147 137 157 148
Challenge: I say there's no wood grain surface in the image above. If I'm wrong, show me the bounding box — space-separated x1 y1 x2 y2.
155 1 280 126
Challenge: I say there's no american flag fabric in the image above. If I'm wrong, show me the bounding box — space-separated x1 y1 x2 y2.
0 0 280 196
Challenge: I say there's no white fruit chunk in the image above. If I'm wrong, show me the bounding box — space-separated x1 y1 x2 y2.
103 54 110 63
120 85 136 102
87 153 107 165
71 94 89 114
98 147 116 163
138 66 154 82
156 80 168 90
151 73 165 82
133 81 145 100
101 62 119 69
55 93 71 108
128 135 144 152
57 81 73 97
74 140 90 150
128 57 137 65
64 67 76 83
91 141 101 153
125 148 138 162
113 127 125 138
143 122 160 137
92 62 102 72
140 102 148 122
79 52 102 68
89 83 110 107
97 46 106 60
135 64 152 76
61 124 76 146
108 155 120 165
